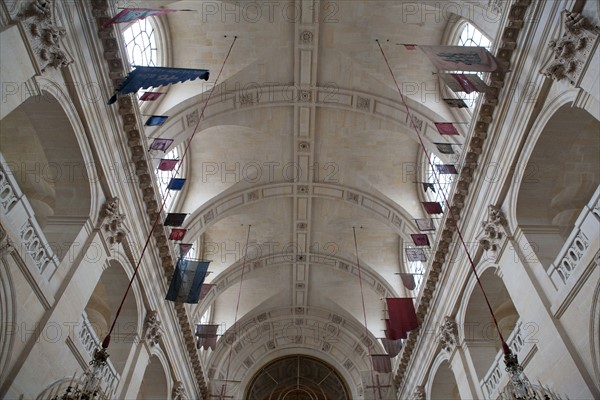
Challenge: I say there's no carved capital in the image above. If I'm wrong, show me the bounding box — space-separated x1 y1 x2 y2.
16 0 72 71
439 316 458 353
479 205 507 256
143 310 162 347
412 385 426 400
100 197 128 246
172 381 187 400
543 11 599 85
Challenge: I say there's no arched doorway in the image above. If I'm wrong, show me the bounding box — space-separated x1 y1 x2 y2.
136 355 169 400
430 360 460 400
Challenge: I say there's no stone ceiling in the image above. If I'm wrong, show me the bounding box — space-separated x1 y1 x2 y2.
132 0 498 396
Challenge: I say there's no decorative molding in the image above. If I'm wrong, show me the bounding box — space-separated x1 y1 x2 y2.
479 205 507 258
412 385 426 400
543 11 600 85
439 316 458 353
300 30 313 44
172 381 187 400
143 310 162 347
100 197 128 246
15 0 72 71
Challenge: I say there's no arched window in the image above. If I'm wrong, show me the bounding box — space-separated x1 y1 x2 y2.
453 22 492 109
155 145 182 212
423 152 455 210
123 18 158 67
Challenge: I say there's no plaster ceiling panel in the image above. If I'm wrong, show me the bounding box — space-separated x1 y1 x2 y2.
156 0 296 113
310 198 401 285
317 1 452 118
307 266 387 341
180 107 294 212
210 269 293 334
314 108 423 218
202 197 294 282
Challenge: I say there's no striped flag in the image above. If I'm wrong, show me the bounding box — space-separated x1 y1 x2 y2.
166 258 211 304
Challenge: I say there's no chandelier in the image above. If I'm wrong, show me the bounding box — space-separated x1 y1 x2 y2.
499 352 565 400
46 347 113 400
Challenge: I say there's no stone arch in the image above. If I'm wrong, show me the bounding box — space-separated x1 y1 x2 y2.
0 227 16 387
591 277 600 389
136 354 170 400
1 87 95 264
84 258 142 378
206 305 383 399
457 264 519 382
512 97 599 270
427 355 460 400
244 355 351 400
192 252 399 322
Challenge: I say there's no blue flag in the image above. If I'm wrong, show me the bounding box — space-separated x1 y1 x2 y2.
167 178 186 190
107 66 210 104
166 258 211 304
145 115 169 126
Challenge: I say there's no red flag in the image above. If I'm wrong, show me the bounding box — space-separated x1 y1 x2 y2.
140 91 163 101
399 273 417 290
452 73 478 94
380 338 403 357
371 355 392 373
403 44 417 50
385 298 418 340
410 234 430 247
157 159 179 171
422 202 443 214
434 122 459 135
169 228 187 241
195 324 219 350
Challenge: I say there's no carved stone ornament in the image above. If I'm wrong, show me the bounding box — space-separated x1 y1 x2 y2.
144 311 162 346
439 316 458 353
412 385 426 400
543 11 599 85
479 205 507 255
16 0 72 71
100 197 128 245
172 381 187 400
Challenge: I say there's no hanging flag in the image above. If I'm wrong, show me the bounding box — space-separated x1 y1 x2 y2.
385 298 418 340
149 138 173 152
167 178 187 191
164 213 187 227
371 355 392 373
405 248 427 262
169 228 187 241
165 258 211 303
422 183 436 193
195 324 219 350
107 66 210 104
102 8 178 28
434 122 459 135
435 143 456 154
403 44 417 50
436 164 458 174
199 283 215 301
145 115 169 126
139 91 163 101
415 218 436 232
179 243 194 257
410 234 430 247
380 338 403 358
399 272 418 290
422 202 443 214
439 73 489 94
158 158 179 171
419 45 499 72
443 98 469 108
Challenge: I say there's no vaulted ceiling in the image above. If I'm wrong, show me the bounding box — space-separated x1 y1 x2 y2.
135 0 499 395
